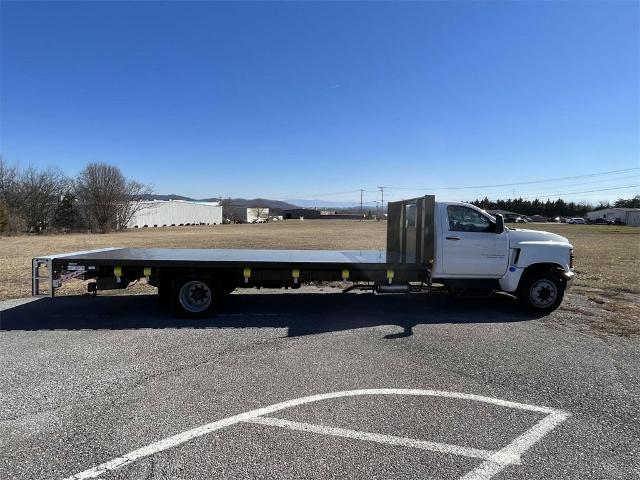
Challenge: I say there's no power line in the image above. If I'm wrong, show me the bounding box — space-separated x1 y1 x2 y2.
497 184 639 201
491 178 640 200
381 167 640 191
219 168 639 204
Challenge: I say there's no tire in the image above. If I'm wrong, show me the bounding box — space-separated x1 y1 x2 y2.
517 270 565 314
173 276 218 317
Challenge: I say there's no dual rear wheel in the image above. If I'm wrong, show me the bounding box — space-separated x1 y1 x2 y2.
159 276 235 317
178 279 214 315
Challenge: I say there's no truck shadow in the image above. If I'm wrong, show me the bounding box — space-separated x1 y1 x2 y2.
0 292 539 337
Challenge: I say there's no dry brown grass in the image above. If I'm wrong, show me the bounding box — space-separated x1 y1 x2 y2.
1 221 638 334
523 223 640 336
523 223 640 295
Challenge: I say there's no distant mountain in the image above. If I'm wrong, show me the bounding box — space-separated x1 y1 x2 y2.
146 194 299 211
286 199 359 208
145 194 366 211
202 197 299 211
143 194 195 201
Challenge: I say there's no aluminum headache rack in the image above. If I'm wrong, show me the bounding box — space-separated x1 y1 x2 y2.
32 248 120 297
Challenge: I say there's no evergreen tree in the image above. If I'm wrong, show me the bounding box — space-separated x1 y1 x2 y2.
52 192 82 231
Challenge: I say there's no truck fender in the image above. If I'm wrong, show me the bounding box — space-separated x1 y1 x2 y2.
499 242 572 293
501 262 567 293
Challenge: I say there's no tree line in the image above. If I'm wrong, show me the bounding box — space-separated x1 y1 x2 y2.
1 156 637 234
469 196 639 218
0 158 150 234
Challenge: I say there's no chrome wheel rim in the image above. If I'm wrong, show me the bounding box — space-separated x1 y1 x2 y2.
179 280 212 313
529 279 557 308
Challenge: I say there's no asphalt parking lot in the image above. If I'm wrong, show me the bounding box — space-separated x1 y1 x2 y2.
1 289 638 479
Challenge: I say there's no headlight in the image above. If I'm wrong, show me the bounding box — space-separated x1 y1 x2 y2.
569 249 574 269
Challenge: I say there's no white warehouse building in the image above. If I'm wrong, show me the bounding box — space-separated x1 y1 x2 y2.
227 206 269 223
126 200 223 228
585 208 640 226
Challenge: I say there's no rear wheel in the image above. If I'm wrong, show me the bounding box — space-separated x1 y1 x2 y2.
518 270 565 314
174 277 217 317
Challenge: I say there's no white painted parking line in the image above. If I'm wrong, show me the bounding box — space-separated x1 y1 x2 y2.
460 411 570 480
247 416 519 464
62 388 570 480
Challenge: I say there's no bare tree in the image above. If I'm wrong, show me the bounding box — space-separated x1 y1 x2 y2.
75 163 151 233
0 200 8 233
248 207 268 223
15 166 68 232
0 158 19 233
0 158 19 210
221 198 241 223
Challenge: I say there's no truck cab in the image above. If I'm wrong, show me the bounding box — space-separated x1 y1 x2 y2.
388 197 574 313
435 201 574 312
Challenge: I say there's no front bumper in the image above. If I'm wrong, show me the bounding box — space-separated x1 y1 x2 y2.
562 270 575 290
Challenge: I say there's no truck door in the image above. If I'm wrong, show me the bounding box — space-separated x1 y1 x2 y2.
441 205 509 276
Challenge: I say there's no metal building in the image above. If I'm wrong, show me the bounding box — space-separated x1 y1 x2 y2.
227 206 269 223
585 208 640 226
126 200 223 228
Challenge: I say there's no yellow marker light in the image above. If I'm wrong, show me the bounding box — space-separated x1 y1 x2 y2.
292 268 300 284
114 266 122 283
243 267 251 283
386 269 394 284
342 269 350 280
143 267 152 277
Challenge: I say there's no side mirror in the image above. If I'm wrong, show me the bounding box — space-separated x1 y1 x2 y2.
495 214 505 234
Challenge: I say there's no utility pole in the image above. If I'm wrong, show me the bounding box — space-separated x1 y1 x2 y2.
360 189 364 221
378 186 384 219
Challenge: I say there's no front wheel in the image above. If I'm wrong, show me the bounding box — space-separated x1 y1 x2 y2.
517 270 565 314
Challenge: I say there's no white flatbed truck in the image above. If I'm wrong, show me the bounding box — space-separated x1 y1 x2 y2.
32 196 574 316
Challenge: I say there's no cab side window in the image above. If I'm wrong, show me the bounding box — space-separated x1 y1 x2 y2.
447 206 493 232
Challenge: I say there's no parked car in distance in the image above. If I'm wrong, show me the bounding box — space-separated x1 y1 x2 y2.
593 217 615 225
567 218 585 224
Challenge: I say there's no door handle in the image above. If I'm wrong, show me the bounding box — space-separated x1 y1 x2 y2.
446 236 461 240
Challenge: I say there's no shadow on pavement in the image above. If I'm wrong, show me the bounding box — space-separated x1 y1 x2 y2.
0 292 538 337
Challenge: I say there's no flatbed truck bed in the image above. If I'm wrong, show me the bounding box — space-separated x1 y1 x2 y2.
32 195 575 315
32 246 430 314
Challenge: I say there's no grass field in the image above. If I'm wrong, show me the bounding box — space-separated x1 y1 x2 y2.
1 220 638 333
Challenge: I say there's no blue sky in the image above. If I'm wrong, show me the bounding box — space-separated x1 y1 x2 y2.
1 1 638 205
